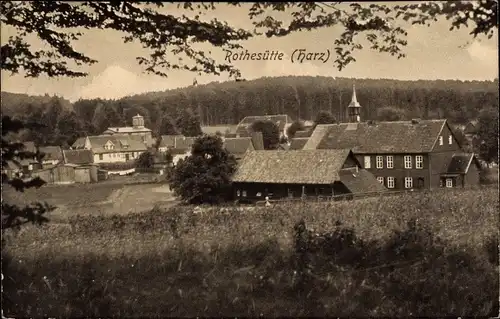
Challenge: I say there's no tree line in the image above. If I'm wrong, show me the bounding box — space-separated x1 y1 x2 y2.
1 76 498 146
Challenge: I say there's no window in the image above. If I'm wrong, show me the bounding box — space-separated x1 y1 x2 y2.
417 178 425 189
439 136 443 145
364 156 371 169
448 135 452 145
256 192 262 197
99 154 103 160
415 155 423 169
377 177 384 185
404 177 413 189
236 190 241 197
376 156 383 169
242 191 247 197
404 155 412 169
386 156 394 169
387 177 395 189
439 179 443 187
446 178 453 188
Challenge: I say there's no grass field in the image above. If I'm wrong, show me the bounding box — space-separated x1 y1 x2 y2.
2 176 176 221
2 187 499 317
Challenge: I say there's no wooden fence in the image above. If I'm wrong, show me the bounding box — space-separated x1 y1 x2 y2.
255 185 497 206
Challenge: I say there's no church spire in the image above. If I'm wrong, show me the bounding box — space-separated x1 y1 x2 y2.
348 84 361 108
347 84 361 123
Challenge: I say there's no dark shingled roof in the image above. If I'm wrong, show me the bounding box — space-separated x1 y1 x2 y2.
38 146 63 161
446 153 479 174
289 138 309 150
339 168 387 194
311 120 447 154
158 135 196 151
232 149 354 184
72 135 147 154
64 149 93 165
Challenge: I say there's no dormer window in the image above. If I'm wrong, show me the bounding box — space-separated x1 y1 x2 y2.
104 141 115 150
439 136 443 145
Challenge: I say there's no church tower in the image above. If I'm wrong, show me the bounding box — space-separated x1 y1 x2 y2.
347 84 361 123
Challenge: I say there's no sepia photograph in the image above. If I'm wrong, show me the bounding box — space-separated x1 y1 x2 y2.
1 1 499 317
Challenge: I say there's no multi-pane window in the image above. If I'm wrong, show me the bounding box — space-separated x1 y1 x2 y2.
446 178 453 188
364 156 371 169
415 155 424 169
404 155 412 169
439 179 443 187
387 177 395 189
404 177 413 189
386 156 394 169
377 177 384 185
376 156 384 169
448 135 452 145
242 190 247 197
439 136 443 145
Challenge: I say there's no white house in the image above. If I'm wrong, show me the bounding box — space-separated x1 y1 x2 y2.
71 135 148 164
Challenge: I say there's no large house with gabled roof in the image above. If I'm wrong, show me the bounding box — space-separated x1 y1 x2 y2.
232 149 386 201
300 85 482 190
72 134 148 164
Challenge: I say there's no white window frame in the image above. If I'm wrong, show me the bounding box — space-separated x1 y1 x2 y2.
448 135 452 145
376 156 383 169
387 177 395 189
386 156 394 169
242 190 247 197
439 136 443 145
377 177 384 185
415 155 423 169
364 156 371 169
404 177 413 189
404 155 412 169
446 178 453 188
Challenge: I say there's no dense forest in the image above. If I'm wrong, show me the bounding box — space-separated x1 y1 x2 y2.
1 76 498 147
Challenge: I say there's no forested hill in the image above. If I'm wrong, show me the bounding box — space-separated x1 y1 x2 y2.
120 76 498 125
1 76 498 146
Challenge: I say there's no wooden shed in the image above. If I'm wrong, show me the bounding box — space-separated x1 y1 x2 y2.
32 164 77 185
74 165 98 183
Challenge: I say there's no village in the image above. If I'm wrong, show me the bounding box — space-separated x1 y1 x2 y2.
3 85 487 205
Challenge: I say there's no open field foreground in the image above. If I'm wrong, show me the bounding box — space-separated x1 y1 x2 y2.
2 188 499 317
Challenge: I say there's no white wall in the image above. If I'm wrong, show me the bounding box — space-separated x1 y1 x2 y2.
93 151 145 163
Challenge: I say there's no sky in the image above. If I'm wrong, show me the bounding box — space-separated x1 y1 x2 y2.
1 2 498 102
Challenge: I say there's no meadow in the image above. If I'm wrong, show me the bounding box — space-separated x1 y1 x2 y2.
2 187 499 317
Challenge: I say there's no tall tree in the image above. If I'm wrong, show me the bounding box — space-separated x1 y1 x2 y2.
158 115 179 136
168 135 237 204
250 120 281 150
1 116 50 230
176 111 203 137
475 107 499 164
